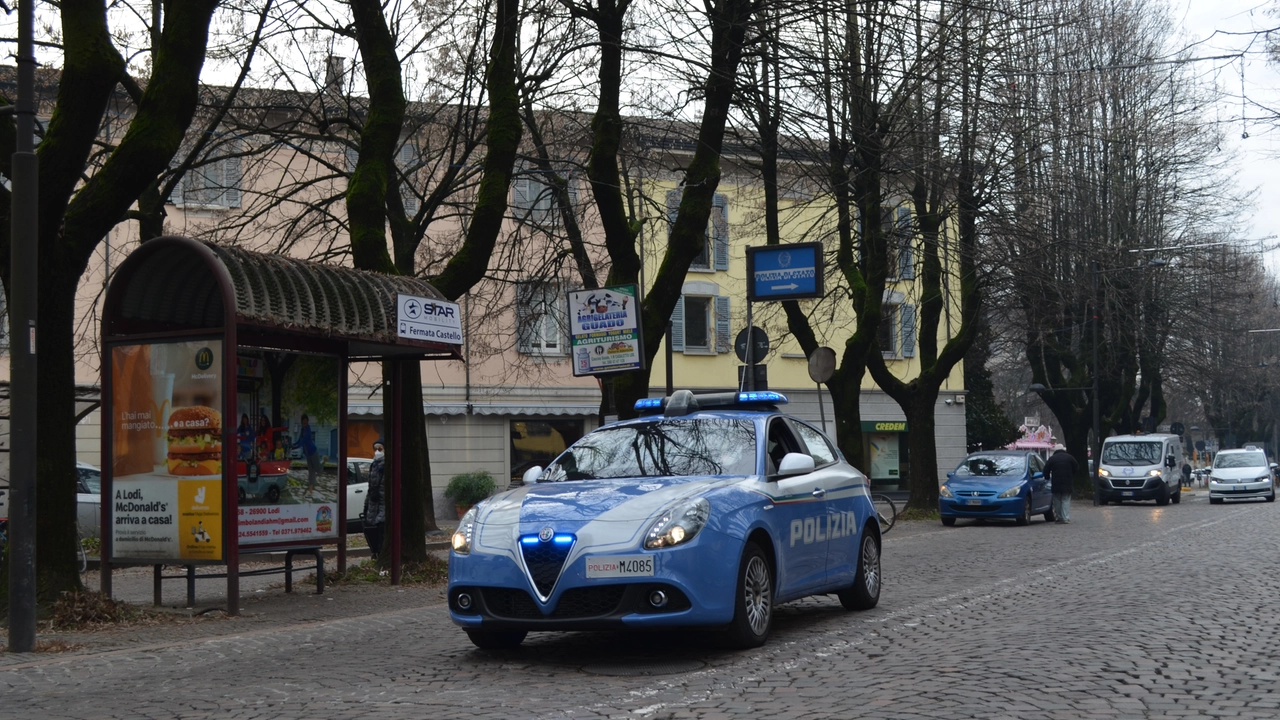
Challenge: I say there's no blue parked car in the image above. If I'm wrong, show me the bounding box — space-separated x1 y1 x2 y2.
939 450 1054 526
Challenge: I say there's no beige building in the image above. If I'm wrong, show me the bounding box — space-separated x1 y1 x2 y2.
6 76 966 519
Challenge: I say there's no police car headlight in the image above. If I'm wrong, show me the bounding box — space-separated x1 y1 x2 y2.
644 498 710 549
939 485 954 498
997 483 1024 499
452 506 478 555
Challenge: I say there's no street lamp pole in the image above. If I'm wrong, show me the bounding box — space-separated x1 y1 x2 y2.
1091 260 1102 506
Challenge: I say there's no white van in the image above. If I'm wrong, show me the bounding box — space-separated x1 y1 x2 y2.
1097 433 1184 505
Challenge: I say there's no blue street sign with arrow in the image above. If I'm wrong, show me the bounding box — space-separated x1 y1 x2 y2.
746 242 824 301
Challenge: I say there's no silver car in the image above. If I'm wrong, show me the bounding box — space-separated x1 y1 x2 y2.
76 462 102 538
1208 448 1276 504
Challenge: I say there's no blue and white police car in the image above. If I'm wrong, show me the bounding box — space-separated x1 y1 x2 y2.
447 389 882 650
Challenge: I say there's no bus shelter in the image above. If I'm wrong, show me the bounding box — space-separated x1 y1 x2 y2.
100 236 461 613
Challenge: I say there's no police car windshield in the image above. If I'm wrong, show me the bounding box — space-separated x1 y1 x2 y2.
954 455 1025 477
541 419 757 481
1214 451 1267 469
1101 441 1161 466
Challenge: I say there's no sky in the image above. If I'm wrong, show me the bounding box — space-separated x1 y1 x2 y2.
1176 0 1280 271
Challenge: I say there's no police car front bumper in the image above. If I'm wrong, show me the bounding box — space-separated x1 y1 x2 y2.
447 527 741 631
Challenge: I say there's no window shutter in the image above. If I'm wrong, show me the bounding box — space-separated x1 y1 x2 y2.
670 296 685 352
166 165 184 206
515 282 535 354
901 304 916 358
897 207 914 279
666 188 682 234
223 140 243 208
512 174 531 211
714 295 731 353
345 145 359 173
713 193 730 270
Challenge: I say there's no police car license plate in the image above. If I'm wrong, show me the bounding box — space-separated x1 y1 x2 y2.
585 555 654 578
967 499 982 506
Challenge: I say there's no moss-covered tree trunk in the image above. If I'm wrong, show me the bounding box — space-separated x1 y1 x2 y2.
603 0 761 419
0 0 220 609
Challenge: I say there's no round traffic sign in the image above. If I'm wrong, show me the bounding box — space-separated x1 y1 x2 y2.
734 327 770 364
808 347 836 383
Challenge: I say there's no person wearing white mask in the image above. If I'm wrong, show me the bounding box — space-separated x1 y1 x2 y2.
363 439 387 560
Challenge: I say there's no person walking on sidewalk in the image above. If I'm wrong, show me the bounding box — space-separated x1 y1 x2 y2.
1045 444 1078 524
363 439 387 561
295 414 320 499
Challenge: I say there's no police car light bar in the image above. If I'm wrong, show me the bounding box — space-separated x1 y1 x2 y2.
633 390 789 415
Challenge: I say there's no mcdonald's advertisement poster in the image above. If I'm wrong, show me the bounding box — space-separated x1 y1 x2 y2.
110 340 224 562
567 285 643 376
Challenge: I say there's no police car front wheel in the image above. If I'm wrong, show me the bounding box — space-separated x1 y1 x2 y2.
722 543 773 649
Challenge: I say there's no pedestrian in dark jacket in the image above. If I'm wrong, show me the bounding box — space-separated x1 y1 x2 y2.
363 439 387 561
1044 444 1078 524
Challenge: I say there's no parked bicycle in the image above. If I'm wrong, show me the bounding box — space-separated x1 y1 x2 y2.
871 494 897 534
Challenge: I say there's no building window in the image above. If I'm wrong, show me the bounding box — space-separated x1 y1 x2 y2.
667 189 730 271
512 167 577 224
879 303 917 360
684 297 711 350
169 139 243 209
670 294 731 355
879 305 898 357
516 280 567 355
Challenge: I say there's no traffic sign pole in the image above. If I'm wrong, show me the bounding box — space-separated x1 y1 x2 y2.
743 301 754 391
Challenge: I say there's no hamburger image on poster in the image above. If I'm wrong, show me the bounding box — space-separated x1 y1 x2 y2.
167 406 223 477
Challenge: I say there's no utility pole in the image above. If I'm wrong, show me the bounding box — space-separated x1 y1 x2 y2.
8 0 40 653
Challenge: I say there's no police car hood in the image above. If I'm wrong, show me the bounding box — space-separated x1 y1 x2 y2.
476 475 739 534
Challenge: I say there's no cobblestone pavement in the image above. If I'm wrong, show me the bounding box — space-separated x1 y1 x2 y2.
4 492 1279 719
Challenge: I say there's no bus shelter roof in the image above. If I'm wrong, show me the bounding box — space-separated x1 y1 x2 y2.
103 236 461 360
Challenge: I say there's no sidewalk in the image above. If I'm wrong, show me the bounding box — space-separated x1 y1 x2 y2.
0 540 455 662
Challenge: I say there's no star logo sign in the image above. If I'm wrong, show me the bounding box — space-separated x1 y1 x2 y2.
404 299 421 319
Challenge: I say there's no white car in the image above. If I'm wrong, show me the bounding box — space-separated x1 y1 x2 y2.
346 457 372 532
1208 447 1276 504
76 462 102 538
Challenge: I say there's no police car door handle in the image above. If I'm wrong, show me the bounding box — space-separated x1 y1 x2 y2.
812 488 825 498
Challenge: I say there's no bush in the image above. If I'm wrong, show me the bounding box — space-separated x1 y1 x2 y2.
444 470 497 506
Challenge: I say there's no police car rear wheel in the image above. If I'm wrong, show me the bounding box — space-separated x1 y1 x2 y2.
838 532 881 611
465 629 527 650
724 543 773 649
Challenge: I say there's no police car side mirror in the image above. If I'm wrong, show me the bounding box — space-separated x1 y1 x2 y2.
520 465 544 486
777 453 815 478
